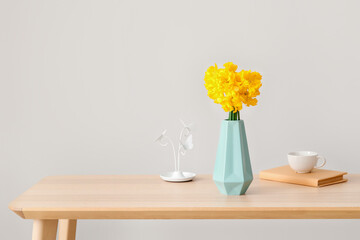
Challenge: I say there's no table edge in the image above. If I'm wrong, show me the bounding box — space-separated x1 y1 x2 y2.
10 206 360 220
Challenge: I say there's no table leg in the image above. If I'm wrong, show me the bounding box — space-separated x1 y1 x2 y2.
32 220 58 240
58 219 77 240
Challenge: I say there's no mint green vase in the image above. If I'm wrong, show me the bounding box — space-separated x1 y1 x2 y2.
213 120 253 195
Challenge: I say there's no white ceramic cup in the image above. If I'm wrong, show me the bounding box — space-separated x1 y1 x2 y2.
288 151 326 173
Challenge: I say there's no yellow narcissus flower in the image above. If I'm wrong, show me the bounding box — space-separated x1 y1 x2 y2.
204 62 262 114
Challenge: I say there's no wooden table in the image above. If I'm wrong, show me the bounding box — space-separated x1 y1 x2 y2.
9 175 360 240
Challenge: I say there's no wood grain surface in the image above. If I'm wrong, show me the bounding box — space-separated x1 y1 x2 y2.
9 174 360 219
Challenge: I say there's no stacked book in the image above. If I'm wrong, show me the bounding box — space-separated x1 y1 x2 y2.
260 165 347 187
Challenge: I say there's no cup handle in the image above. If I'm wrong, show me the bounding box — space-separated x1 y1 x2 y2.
315 156 326 169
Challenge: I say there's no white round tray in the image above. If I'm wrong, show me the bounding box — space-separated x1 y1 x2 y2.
160 171 196 182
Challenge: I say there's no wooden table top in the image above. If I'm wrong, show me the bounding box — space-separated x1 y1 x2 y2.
9 175 360 219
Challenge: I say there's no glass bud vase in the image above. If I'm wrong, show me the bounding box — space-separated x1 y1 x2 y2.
213 120 253 195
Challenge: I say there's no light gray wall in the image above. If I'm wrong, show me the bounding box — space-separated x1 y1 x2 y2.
1 0 360 239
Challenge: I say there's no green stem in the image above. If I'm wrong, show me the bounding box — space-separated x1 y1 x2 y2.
228 110 240 121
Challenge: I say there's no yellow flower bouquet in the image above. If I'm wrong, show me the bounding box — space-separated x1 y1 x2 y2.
204 62 262 120
205 62 262 195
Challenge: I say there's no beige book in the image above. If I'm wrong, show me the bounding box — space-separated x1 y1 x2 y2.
259 165 347 187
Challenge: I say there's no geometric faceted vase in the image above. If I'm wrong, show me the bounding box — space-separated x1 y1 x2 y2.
213 120 253 195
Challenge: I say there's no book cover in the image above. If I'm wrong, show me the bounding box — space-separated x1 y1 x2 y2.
259 165 347 187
